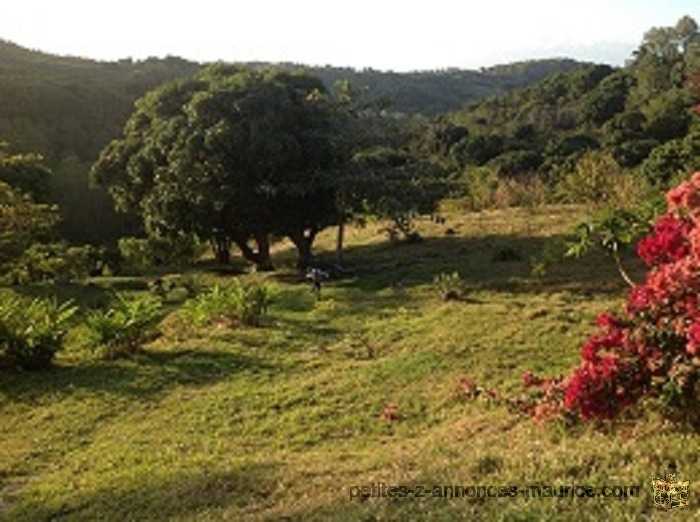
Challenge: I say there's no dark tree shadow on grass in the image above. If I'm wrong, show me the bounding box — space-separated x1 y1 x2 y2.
7 281 115 310
317 233 645 298
0 348 277 403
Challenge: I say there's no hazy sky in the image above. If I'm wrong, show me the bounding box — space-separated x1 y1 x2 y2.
0 1 697 71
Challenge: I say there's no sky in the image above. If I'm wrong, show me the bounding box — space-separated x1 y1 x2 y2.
0 1 697 72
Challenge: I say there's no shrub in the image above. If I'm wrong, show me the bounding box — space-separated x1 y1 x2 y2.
4 243 107 284
456 168 551 211
459 167 500 211
554 151 625 205
8 243 67 283
0 295 78 370
118 234 203 273
148 274 205 302
85 293 163 359
117 237 152 272
180 279 269 329
433 271 466 301
521 172 700 424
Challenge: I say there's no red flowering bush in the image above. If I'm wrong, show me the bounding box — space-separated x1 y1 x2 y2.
636 214 692 266
522 173 700 423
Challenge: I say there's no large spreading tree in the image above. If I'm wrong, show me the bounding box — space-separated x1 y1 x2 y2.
91 65 342 270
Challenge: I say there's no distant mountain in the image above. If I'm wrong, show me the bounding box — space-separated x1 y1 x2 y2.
301 59 584 116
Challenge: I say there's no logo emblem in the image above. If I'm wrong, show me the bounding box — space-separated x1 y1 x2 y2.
652 463 690 511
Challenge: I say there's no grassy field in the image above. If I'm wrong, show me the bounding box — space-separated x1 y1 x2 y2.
1 205 698 521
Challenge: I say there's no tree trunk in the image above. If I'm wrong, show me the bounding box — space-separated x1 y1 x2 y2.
335 190 346 266
289 230 316 270
232 232 275 271
253 232 274 271
210 236 231 264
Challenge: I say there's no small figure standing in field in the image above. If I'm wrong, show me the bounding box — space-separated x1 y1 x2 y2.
306 267 329 300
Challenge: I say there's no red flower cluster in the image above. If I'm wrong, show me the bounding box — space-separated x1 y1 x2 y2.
563 356 649 420
525 173 700 422
636 215 691 267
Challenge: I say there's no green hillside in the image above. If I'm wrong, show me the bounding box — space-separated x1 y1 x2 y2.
2 205 693 521
0 40 201 162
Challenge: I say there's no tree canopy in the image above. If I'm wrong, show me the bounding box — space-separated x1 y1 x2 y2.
92 65 344 269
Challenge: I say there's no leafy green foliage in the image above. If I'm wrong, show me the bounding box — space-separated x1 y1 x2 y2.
6 243 68 284
433 271 467 301
352 146 452 241
540 202 662 286
117 234 203 273
0 181 59 270
554 151 626 205
565 208 650 259
148 273 205 303
85 293 163 359
639 128 700 185
179 279 270 329
0 295 77 370
0 145 53 201
4 243 115 284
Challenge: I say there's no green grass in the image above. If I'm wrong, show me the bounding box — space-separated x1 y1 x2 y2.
1 205 698 521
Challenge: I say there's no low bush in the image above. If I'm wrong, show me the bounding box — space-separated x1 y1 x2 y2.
455 167 551 211
180 279 269 329
85 293 163 359
4 243 114 284
118 234 203 273
433 271 466 301
148 273 206 302
0 295 78 370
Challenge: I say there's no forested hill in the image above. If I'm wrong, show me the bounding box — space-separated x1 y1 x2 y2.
0 40 202 162
0 38 581 243
301 59 584 115
427 16 700 187
0 38 582 161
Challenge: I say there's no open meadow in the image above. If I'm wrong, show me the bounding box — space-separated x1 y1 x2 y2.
1 205 697 521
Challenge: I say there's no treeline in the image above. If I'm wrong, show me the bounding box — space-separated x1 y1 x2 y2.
0 39 582 160
425 16 700 206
